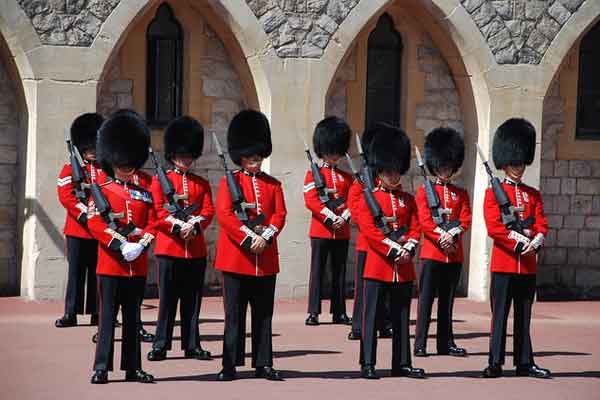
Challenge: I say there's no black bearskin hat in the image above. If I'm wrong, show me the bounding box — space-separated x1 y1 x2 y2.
492 118 536 169
97 109 150 175
367 123 411 175
227 109 272 166
424 127 465 175
313 116 351 158
361 124 379 160
164 116 204 162
71 112 104 153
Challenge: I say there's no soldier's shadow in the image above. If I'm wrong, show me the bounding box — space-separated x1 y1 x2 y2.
163 348 341 361
155 369 600 382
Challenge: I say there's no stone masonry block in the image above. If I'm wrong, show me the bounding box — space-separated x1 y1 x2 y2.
576 178 600 195
571 195 593 215
561 178 576 195
579 230 600 248
569 160 591 177
557 229 579 247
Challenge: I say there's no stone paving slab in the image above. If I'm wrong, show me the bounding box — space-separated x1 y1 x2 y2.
0 297 598 400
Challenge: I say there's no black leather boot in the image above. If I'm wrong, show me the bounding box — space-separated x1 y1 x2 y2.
255 366 283 381
305 313 319 326
185 347 212 360
125 370 154 383
90 370 108 384
55 314 77 328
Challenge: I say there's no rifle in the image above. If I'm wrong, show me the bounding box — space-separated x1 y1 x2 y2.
345 153 406 242
212 131 264 230
302 138 345 212
149 148 200 234
89 182 137 240
476 143 534 253
355 134 375 191
414 146 460 232
65 135 90 203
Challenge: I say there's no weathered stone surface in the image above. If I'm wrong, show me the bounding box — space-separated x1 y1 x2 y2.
461 0 585 64
585 216 600 230
545 229 557 247
571 195 593 215
568 248 588 265
415 35 465 138
546 215 563 229
570 160 592 177
593 196 600 214
548 1 572 26
564 215 585 229
559 0 586 13
557 228 579 247
108 79 132 94
245 0 360 58
541 177 560 194
561 177 576 195
579 230 600 248
576 178 600 195
555 160 569 177
18 0 121 46
541 247 567 264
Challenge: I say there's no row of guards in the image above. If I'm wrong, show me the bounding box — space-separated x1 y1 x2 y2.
55 108 551 383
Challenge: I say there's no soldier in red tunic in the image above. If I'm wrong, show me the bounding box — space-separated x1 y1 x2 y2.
147 116 214 362
214 110 287 381
89 111 156 384
348 128 392 340
482 118 550 379
355 124 425 379
304 117 353 326
56 113 105 328
414 128 472 357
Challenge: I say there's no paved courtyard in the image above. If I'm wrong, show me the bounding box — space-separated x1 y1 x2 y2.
1 296 598 400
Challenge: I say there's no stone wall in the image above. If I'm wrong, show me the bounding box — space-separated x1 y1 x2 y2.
538 80 600 299
17 0 122 46
0 57 20 295
246 0 361 58
460 0 586 64
96 60 133 116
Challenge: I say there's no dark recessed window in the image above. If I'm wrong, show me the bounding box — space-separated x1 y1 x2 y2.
365 13 403 130
576 21 600 140
146 3 183 126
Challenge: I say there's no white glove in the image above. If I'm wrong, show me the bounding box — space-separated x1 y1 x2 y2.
120 242 144 262
131 228 144 236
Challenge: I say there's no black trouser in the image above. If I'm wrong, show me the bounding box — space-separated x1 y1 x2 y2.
351 251 366 335
308 238 349 316
222 272 276 369
489 272 536 367
64 236 98 316
360 279 413 370
351 251 392 335
94 275 145 372
153 256 207 351
414 260 462 352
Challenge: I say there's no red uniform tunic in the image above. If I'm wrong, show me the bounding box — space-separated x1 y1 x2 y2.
131 170 152 190
57 162 106 239
303 164 352 240
87 178 158 277
356 186 421 283
347 180 368 252
415 182 472 263
151 169 215 259
214 170 287 277
484 180 548 275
